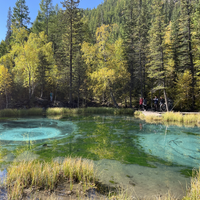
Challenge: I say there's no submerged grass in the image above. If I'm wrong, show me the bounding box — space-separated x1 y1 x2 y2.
6 157 95 200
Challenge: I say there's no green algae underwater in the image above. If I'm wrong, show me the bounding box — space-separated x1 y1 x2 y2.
0 115 163 166
0 114 199 198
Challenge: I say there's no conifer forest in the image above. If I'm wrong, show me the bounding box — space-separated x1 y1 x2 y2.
0 0 200 111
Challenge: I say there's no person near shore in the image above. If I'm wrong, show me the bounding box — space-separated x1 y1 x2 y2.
160 96 165 106
139 97 143 110
153 96 158 111
143 97 147 111
159 96 165 111
50 92 53 102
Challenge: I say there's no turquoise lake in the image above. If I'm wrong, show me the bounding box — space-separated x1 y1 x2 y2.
0 115 199 199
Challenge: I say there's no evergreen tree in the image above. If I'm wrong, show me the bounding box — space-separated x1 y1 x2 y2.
32 0 54 36
134 0 150 98
148 0 169 111
177 0 195 109
61 0 83 106
122 0 150 107
122 0 136 108
0 41 8 58
12 0 31 29
5 7 12 43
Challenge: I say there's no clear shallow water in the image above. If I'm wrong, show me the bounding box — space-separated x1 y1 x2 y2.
0 118 76 146
0 115 199 198
137 124 200 168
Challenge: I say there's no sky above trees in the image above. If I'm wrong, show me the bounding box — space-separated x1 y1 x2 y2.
0 0 103 41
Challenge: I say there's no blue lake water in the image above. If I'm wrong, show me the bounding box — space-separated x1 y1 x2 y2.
137 123 200 168
0 115 199 198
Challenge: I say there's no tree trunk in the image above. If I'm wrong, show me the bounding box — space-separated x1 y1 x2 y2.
163 88 168 112
78 75 80 108
40 84 44 98
108 79 119 108
69 1 73 107
5 86 8 108
29 71 31 100
187 2 195 110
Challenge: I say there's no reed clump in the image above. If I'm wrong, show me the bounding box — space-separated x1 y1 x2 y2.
0 108 43 117
162 112 183 122
6 157 95 200
162 112 200 125
136 111 200 126
183 168 200 200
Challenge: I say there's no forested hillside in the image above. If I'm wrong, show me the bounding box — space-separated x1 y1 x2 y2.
0 0 199 111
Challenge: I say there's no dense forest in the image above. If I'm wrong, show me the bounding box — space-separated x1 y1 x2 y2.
0 0 200 111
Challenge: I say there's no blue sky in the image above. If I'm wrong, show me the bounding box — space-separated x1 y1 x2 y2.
0 0 103 42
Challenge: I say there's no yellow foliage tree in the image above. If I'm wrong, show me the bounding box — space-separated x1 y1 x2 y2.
0 65 12 108
11 26 54 100
82 24 129 107
175 70 192 111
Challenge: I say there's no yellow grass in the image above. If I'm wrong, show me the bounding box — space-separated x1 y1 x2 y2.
6 157 95 200
135 111 200 126
162 112 183 122
46 107 134 116
183 169 200 200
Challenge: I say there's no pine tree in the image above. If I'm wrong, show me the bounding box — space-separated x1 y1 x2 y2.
5 7 12 43
122 0 136 108
32 0 54 36
12 0 31 29
177 0 195 110
60 0 82 106
148 0 169 111
133 0 150 98
0 41 8 58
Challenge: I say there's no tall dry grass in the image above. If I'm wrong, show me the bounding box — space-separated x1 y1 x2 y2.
183 169 200 200
135 111 200 126
162 112 183 122
6 157 94 200
46 107 134 116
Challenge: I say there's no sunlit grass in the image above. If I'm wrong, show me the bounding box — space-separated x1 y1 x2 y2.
5 158 200 200
183 168 200 200
6 157 95 199
162 112 183 122
135 111 200 126
46 107 134 116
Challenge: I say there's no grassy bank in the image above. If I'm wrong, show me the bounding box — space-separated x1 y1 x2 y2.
135 111 200 126
0 108 43 118
46 107 134 116
5 157 95 199
0 107 134 118
4 158 200 200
